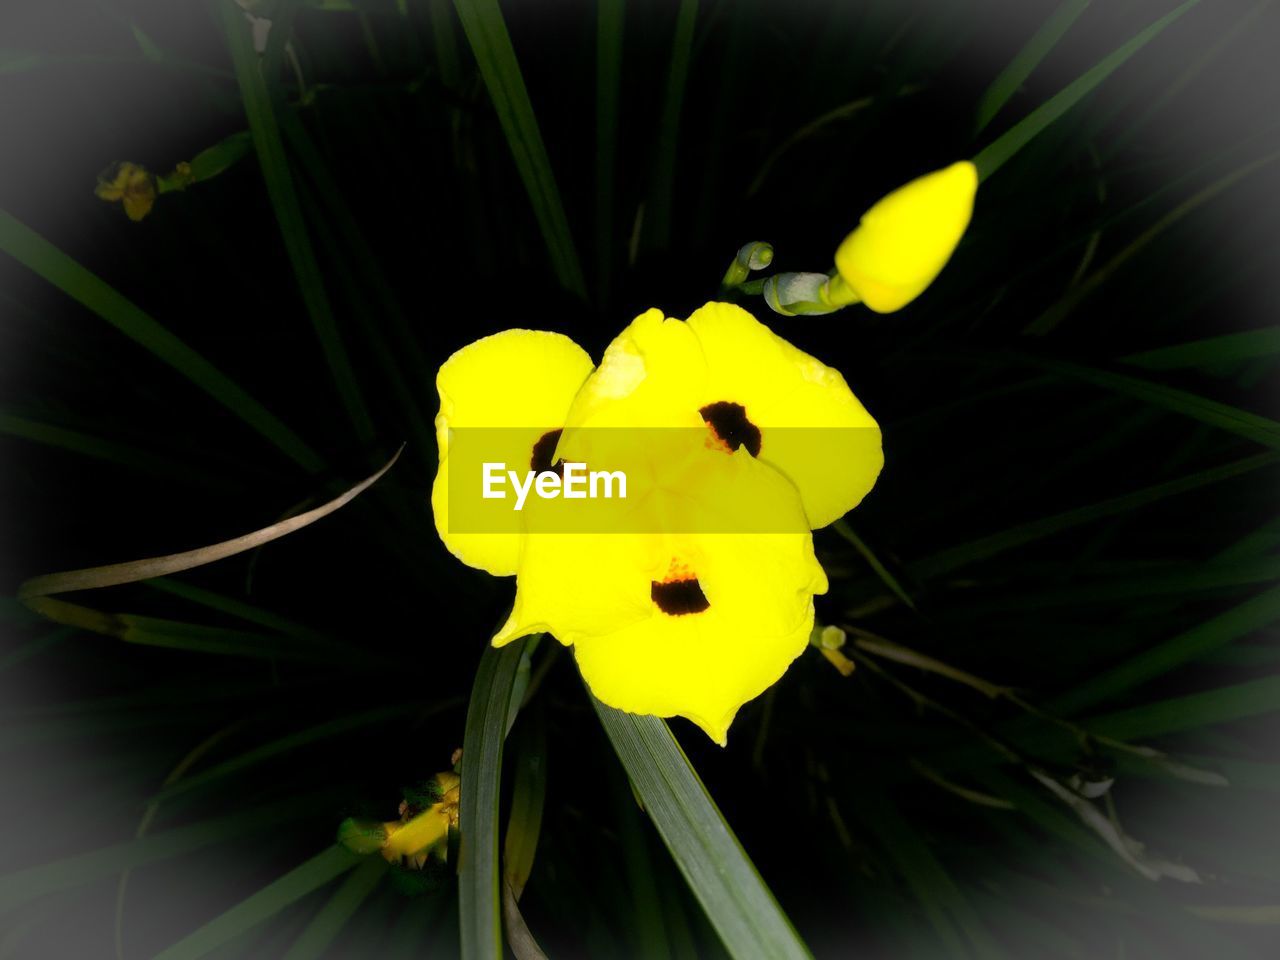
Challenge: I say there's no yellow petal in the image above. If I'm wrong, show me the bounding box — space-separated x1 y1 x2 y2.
435 328 595 442
562 308 706 430
560 304 881 528
431 330 593 575
574 521 824 745
493 529 658 647
684 302 882 529
94 162 135 201
381 806 450 862
507 446 826 743
121 193 155 221
834 160 977 313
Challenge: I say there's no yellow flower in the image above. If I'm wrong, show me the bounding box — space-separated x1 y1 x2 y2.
382 771 460 868
828 161 978 313
432 303 882 743
337 770 461 869
94 162 159 221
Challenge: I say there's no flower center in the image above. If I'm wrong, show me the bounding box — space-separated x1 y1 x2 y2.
651 559 710 616
530 428 565 476
699 401 761 457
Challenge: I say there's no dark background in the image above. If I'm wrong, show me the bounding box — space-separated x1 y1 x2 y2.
3 0 1279 957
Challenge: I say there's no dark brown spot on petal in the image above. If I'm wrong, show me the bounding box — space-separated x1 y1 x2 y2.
699 401 761 457
530 428 565 476
651 577 710 616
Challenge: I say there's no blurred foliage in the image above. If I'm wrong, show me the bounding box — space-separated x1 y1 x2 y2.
2 0 1280 957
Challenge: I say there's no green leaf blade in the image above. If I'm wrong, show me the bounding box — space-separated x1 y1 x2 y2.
973 0 1200 181
975 0 1091 133
1049 583 1280 716
281 857 387 960
458 638 529 960
1122 327 1280 371
152 846 361 960
0 210 322 473
644 0 698 250
1023 354 1280 449
591 698 812 960
595 0 625 301
451 0 586 297
219 1 375 447
913 450 1279 580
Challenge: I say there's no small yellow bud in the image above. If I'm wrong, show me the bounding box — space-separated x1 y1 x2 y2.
94 162 158 221
818 625 847 650
341 768 462 869
833 161 977 313
809 623 854 674
166 161 196 190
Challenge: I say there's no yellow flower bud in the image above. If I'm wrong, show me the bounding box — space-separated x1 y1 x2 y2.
832 161 978 313
94 162 158 222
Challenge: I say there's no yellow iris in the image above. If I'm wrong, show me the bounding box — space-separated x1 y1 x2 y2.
432 303 882 744
94 162 159 222
828 160 978 313
337 770 460 869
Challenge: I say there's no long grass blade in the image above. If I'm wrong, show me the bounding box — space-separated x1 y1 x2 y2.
590 698 812 960
949 555 1280 613
218 0 375 445
151 703 433 804
831 519 917 610
611 769 674 960
427 0 463 87
1018 354 1280 448
971 0 1200 181
1025 147 1280 335
281 858 387 960
276 111 435 442
459 638 530 960
451 0 586 296
1107 0 1275 156
1122 327 1280 371
1048 583 1280 716
0 209 322 472
595 0 625 302
0 627 73 671
974 0 1090 133
1087 673 1280 741
17 598 357 664
143 578 333 644
0 797 309 911
115 724 248 960
502 714 547 902
644 0 698 250
913 450 1278 579
274 105 433 385
747 91 909 199
851 789 1004 957
18 447 400 599
152 846 361 960
0 411 235 491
